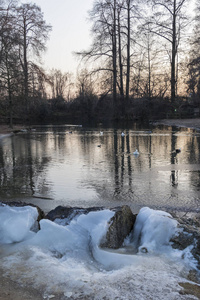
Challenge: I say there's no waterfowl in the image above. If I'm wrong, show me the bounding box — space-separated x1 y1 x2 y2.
175 148 181 153
100 131 103 135
97 145 101 147
133 149 139 155
121 132 125 137
20 129 28 133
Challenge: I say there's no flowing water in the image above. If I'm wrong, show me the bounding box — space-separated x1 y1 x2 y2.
0 123 200 299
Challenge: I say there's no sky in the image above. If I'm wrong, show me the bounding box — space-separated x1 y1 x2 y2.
20 0 196 76
22 0 94 74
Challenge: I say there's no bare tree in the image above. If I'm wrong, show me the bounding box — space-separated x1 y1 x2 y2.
187 1 200 100
135 22 167 99
125 0 131 101
0 0 20 127
76 68 95 98
117 3 124 98
76 0 119 107
49 69 71 100
0 1 51 124
16 3 51 112
29 63 51 100
147 0 188 102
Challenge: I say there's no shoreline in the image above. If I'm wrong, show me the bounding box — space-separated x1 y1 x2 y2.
0 118 200 135
154 118 200 130
0 125 28 134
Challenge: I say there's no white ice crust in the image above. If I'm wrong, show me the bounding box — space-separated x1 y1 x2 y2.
0 204 199 300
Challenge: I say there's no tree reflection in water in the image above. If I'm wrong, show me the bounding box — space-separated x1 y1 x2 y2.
0 125 199 213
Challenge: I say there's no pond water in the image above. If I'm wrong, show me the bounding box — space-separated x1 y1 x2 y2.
0 123 200 214
1 124 200 300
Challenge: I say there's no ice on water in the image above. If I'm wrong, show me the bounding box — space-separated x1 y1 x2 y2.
0 204 199 299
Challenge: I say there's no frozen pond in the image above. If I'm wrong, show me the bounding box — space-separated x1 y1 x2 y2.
0 124 199 214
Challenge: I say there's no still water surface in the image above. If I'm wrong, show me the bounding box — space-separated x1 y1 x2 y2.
0 124 200 213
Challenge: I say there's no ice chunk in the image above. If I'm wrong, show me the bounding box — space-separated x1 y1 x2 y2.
132 207 177 253
0 204 38 244
28 210 115 261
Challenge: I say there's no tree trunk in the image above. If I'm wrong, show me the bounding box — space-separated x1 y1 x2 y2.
5 53 13 128
126 0 130 102
118 9 124 98
147 32 151 100
171 0 176 103
23 25 29 113
112 0 117 106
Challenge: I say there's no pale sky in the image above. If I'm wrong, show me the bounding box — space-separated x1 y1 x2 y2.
21 0 195 75
23 0 94 74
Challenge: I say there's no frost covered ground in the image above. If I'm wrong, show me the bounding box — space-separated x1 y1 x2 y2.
0 204 199 299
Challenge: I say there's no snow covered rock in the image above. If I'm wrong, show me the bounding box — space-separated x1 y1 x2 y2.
46 205 136 249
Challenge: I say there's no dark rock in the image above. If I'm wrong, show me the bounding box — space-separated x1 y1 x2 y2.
179 282 200 298
100 205 136 249
45 205 105 225
170 213 200 271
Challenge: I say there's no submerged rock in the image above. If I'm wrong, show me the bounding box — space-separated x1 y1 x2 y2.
100 205 136 249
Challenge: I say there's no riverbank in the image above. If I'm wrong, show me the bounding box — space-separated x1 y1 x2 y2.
155 118 200 130
1 119 200 135
0 125 27 134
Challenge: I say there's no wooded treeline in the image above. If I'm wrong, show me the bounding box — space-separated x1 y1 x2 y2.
1 0 200 126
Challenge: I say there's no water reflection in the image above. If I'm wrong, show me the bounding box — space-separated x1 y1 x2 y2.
0 134 52 199
170 126 179 187
0 125 200 213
